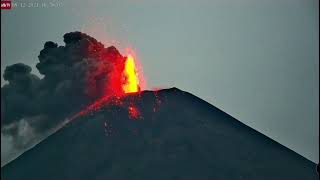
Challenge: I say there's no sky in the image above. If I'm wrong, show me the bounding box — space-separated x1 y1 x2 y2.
1 0 319 162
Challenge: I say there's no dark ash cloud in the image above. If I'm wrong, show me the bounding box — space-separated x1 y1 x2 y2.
1 32 127 153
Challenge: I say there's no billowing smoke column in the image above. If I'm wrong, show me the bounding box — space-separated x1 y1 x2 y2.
1 32 143 142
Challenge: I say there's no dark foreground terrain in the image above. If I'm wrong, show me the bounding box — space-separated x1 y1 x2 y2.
1 88 318 180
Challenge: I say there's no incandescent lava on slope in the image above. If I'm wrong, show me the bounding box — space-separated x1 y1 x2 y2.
70 38 146 121
71 55 144 120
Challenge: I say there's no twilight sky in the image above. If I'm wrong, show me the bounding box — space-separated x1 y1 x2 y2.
1 0 319 162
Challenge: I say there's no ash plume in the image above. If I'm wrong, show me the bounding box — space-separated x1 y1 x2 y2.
1 32 127 156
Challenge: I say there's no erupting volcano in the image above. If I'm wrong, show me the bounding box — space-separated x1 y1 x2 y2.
1 32 318 180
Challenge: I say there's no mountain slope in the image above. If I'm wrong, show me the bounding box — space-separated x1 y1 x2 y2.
1 88 318 180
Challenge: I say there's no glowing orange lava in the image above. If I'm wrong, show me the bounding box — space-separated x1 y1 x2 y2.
128 105 140 119
122 54 140 93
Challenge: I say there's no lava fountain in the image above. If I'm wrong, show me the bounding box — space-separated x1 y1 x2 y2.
122 54 140 93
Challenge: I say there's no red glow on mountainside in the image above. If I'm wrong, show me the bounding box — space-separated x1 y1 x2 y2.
70 48 145 121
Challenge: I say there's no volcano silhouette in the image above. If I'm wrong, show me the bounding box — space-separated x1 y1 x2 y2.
1 88 318 180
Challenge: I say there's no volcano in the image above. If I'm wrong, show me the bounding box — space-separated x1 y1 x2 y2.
1 88 318 180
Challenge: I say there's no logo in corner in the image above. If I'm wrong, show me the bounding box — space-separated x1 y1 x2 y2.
1 0 11 10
